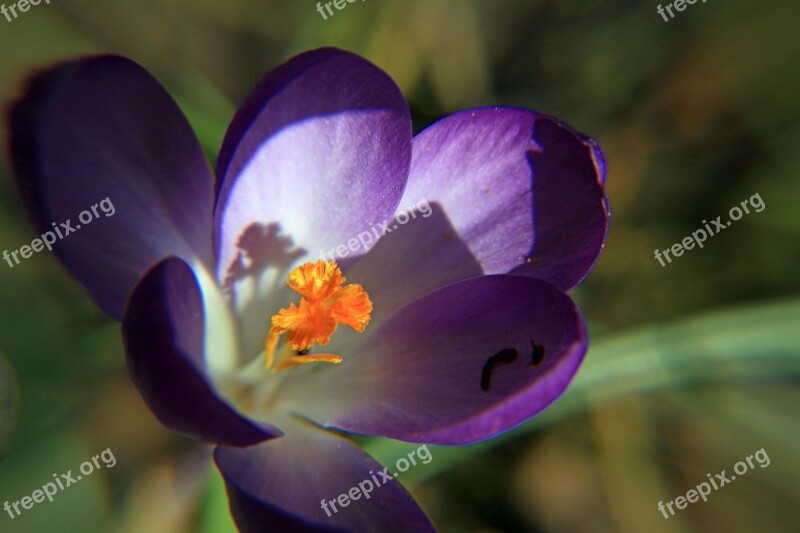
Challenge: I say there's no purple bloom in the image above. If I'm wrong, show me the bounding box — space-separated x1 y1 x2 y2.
6 48 609 531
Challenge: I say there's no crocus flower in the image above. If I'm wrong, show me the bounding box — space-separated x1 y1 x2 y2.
7 48 609 531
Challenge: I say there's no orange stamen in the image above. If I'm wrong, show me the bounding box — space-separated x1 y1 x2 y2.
274 354 344 371
265 260 372 370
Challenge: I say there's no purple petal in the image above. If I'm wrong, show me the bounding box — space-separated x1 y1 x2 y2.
279 275 587 445
580 133 608 185
122 257 279 447
397 108 608 292
342 202 482 324
214 48 412 281
215 417 435 532
7 55 215 319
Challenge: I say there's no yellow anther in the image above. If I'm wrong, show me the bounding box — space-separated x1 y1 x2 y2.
265 261 372 371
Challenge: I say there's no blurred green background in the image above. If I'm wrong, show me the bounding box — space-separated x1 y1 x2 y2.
1 0 799 531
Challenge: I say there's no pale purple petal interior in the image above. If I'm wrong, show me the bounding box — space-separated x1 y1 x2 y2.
214 48 412 287
398 108 608 292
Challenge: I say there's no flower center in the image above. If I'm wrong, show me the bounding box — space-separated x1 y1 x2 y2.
264 260 372 372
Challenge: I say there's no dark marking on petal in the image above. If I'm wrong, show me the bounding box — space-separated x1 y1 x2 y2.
480 348 518 392
296 349 309 356
529 340 546 367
